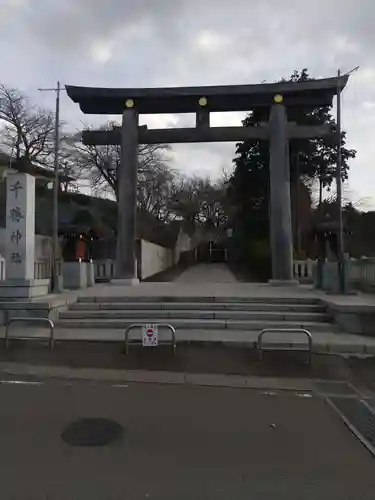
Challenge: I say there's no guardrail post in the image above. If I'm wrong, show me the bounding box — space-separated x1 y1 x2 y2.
5 317 55 351
257 328 312 365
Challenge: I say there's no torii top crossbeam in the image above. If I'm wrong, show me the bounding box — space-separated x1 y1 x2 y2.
65 75 348 115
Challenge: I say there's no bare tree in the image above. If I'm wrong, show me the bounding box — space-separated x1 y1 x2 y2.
57 132 88 192
170 175 229 230
0 83 55 166
70 121 176 219
137 160 178 220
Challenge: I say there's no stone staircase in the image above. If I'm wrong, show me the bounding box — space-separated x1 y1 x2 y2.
56 295 338 336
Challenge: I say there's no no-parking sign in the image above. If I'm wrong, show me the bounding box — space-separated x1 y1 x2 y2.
142 324 158 347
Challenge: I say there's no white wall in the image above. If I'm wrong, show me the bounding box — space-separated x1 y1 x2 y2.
0 226 189 281
174 228 193 262
141 240 175 279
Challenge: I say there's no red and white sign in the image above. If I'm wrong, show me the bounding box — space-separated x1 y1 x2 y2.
142 324 158 347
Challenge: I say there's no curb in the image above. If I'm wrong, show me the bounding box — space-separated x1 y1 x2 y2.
0 362 328 392
1 334 374 356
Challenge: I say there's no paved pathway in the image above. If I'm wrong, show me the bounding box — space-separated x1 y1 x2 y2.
0 375 374 499
173 263 237 283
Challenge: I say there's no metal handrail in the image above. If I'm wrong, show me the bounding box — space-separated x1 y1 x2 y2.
257 328 313 365
124 323 176 356
5 317 55 351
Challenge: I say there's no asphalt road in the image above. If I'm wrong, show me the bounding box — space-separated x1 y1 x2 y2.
0 378 374 500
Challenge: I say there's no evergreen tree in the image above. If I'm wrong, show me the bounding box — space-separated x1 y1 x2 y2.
228 69 356 278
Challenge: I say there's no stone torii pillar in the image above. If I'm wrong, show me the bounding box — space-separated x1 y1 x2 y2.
267 93 334 284
268 95 295 284
114 99 139 285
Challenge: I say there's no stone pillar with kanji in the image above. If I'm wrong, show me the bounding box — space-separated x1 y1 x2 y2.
1 172 49 298
6 172 35 280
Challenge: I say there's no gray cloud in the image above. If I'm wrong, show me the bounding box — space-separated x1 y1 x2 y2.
23 0 184 53
1 0 374 204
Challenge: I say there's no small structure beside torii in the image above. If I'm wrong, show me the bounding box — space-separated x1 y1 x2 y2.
66 75 348 284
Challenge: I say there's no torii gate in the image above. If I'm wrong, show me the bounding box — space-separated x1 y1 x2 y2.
66 75 348 284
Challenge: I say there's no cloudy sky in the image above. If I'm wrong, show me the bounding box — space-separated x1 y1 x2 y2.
1 0 374 206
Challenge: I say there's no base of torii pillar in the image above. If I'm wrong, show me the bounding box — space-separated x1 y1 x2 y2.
110 278 139 286
268 279 299 287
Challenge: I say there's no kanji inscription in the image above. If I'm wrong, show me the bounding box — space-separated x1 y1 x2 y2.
5 172 35 280
9 206 24 223
10 230 22 245
10 180 23 199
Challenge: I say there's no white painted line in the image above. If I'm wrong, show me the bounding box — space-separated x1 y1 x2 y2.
0 380 43 386
112 384 129 388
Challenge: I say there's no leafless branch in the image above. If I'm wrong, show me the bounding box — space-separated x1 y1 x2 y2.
68 121 177 220
0 83 55 166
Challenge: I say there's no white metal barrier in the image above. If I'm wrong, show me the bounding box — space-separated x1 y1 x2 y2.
257 328 313 365
5 317 55 351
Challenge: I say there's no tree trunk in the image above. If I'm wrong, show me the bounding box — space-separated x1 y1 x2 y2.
292 153 301 257
319 177 323 207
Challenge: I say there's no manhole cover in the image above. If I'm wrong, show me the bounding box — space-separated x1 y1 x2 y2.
329 397 375 451
61 418 123 447
315 381 358 396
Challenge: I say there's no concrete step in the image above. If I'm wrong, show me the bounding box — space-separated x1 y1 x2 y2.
59 309 329 322
78 295 320 305
56 318 338 332
70 302 326 313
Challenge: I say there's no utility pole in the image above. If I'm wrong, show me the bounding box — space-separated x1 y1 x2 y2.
38 81 62 293
295 152 301 256
336 65 359 293
336 69 345 293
